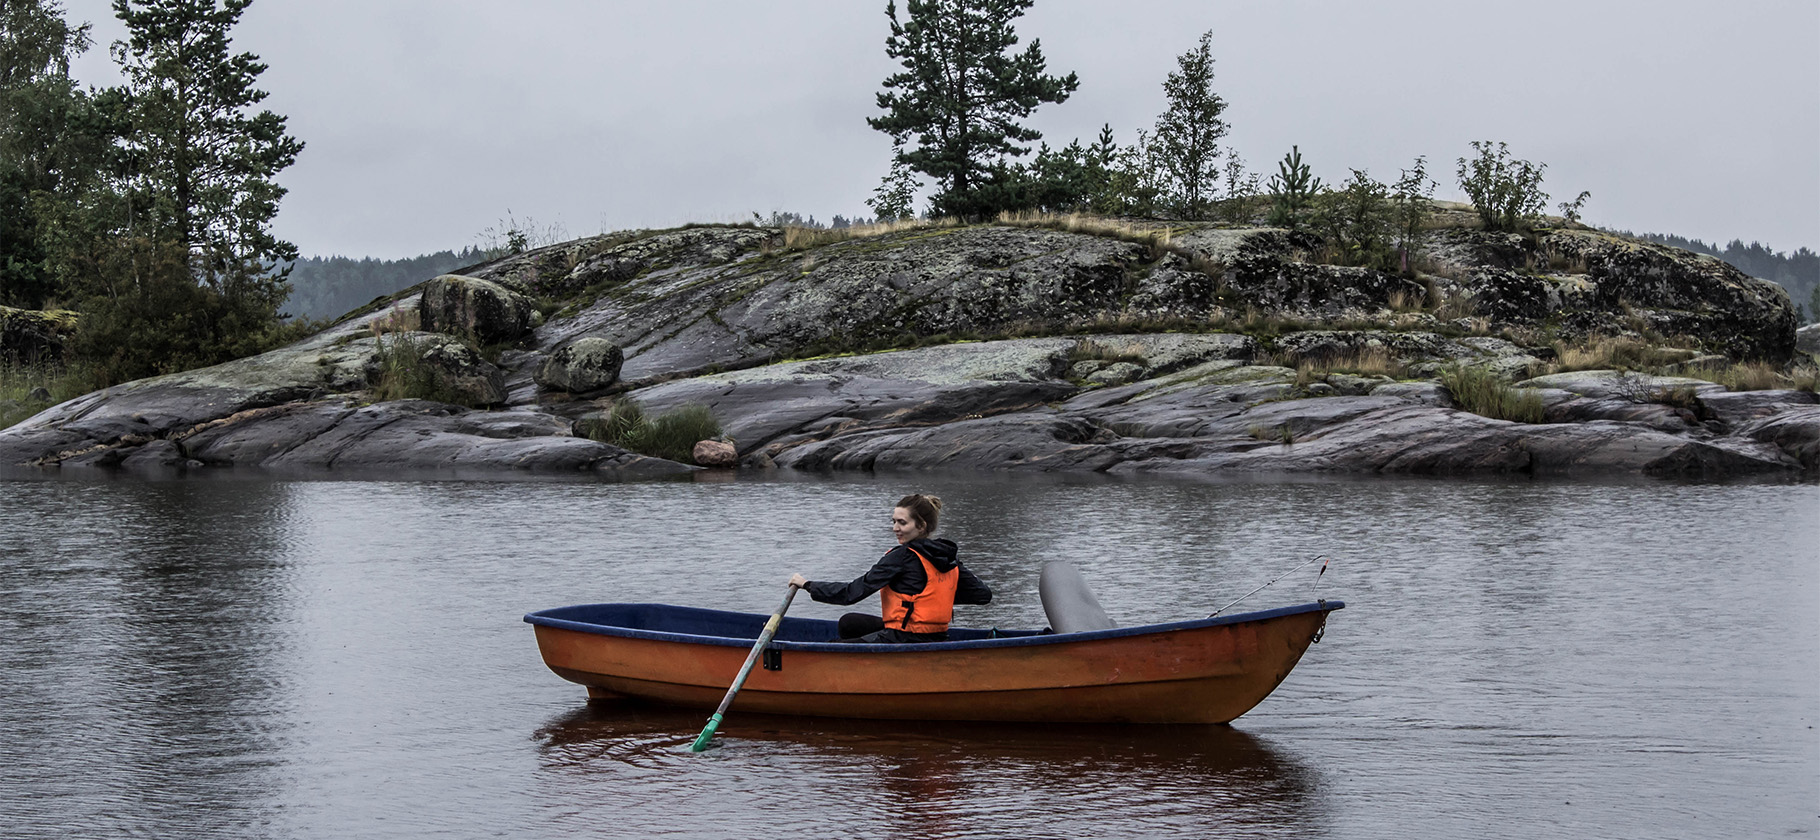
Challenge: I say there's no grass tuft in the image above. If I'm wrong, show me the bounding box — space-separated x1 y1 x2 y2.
767 217 960 255
1693 361 1805 393
1068 339 1147 366
1247 423 1295 444
1439 365 1545 423
1280 346 1405 380
1551 336 1694 372
579 399 723 464
1 361 106 430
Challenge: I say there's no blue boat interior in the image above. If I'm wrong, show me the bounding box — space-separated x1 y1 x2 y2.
524 601 1344 652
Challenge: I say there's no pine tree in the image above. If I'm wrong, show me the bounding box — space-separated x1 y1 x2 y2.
57 0 309 384
110 0 302 291
868 0 1078 220
1266 146 1323 231
1152 31 1228 220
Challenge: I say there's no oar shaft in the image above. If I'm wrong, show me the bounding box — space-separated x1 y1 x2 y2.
691 584 799 751
710 587 797 717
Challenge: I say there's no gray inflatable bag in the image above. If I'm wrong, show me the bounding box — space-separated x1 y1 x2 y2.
1039 560 1117 633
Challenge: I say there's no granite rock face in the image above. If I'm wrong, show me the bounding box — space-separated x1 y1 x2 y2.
1 219 1811 478
1427 229 1797 362
0 303 681 476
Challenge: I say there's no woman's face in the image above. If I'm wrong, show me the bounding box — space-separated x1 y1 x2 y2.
891 507 926 544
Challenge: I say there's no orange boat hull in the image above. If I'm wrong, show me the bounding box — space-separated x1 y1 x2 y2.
528 602 1339 724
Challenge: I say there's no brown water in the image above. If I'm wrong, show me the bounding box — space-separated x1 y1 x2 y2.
1 473 1814 838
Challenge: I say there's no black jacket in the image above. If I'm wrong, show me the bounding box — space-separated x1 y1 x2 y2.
805 538 993 607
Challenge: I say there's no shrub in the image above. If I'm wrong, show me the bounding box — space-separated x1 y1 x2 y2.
1456 141 1548 233
1557 191 1592 226
1439 365 1544 423
1390 156 1437 272
582 399 723 464
1611 372 1699 408
1309 169 1395 270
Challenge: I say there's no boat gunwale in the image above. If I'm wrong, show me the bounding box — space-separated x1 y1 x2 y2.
523 600 1345 653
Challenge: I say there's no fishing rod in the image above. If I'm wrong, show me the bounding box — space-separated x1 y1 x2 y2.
1210 555 1328 617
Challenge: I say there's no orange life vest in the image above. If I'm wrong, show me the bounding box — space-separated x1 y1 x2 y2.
880 546 958 634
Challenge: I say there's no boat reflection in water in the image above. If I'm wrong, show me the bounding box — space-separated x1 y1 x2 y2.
534 703 1326 837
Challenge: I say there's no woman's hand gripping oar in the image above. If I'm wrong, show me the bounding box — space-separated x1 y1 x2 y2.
689 577 804 752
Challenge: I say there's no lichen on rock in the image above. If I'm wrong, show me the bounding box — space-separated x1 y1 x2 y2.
535 337 624 394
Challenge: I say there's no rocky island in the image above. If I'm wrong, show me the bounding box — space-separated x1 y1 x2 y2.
3 208 1816 479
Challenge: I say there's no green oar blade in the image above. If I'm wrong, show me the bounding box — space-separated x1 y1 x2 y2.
689 713 723 752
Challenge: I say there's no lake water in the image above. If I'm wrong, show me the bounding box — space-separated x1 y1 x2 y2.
1 472 1814 839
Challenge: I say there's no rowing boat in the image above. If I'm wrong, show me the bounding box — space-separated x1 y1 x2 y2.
524 600 1342 724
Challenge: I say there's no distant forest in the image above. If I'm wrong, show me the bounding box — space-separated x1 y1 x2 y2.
276 226 1820 325
281 248 487 321
1628 232 1819 321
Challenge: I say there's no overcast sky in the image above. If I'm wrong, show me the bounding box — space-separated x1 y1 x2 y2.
61 0 1820 259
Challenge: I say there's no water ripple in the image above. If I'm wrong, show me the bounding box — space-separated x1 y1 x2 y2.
1 474 1814 839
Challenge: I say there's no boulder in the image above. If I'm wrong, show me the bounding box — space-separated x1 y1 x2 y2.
535 338 624 393
692 439 737 467
419 274 535 345
1798 323 1820 358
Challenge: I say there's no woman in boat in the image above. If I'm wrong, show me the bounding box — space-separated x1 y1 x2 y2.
788 493 992 643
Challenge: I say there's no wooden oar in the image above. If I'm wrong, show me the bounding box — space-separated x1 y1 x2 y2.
689 582 801 752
